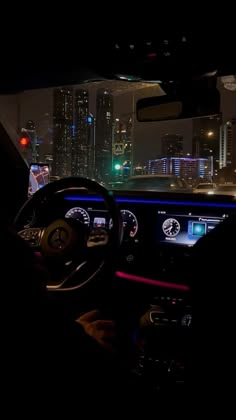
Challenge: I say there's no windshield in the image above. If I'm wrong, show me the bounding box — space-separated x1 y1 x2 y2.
0 77 236 195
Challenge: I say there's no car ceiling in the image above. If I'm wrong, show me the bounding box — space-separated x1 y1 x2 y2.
0 26 235 93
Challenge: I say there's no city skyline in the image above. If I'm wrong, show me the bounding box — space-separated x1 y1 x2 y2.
0 79 236 183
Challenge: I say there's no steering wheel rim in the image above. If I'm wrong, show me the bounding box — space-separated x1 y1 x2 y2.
14 177 123 292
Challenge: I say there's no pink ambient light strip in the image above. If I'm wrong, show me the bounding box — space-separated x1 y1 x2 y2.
115 271 190 292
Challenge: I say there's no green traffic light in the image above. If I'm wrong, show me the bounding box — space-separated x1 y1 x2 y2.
114 163 121 170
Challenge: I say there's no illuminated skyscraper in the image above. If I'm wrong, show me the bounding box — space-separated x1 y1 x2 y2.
219 118 236 169
72 89 91 177
52 87 73 177
112 115 132 179
148 157 213 182
192 115 221 171
95 89 113 182
124 116 133 163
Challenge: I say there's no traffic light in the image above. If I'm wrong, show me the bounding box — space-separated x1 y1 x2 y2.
19 136 30 147
114 163 121 171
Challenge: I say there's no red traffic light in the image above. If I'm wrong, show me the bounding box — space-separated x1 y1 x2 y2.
19 136 30 147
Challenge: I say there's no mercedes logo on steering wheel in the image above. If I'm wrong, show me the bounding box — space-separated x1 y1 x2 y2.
49 227 69 249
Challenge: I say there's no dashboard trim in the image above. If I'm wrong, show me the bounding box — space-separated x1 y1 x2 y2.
64 195 236 209
115 271 190 291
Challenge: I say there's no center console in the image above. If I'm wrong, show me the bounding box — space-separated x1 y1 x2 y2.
131 290 191 394
157 210 225 246
58 190 236 282
37 190 236 396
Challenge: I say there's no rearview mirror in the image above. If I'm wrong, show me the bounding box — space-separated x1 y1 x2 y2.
137 100 183 121
136 78 220 122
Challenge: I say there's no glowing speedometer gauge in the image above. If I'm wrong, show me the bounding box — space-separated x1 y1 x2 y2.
121 210 138 238
65 207 90 225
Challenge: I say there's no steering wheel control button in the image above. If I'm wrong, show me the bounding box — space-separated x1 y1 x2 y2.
18 228 42 247
126 254 134 263
181 314 192 327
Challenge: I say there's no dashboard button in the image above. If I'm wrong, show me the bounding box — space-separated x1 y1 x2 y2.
126 254 134 263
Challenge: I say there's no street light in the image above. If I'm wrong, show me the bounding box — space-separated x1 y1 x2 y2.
207 131 214 137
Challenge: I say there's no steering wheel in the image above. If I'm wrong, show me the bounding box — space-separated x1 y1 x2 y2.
14 177 123 292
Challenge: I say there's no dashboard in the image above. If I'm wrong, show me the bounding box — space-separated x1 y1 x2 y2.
27 189 236 394
64 204 227 246
65 206 138 239
64 205 225 246
32 189 236 284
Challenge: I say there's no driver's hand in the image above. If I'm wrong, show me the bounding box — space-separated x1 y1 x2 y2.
76 310 117 353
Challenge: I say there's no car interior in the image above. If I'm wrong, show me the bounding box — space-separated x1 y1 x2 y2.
1 23 236 414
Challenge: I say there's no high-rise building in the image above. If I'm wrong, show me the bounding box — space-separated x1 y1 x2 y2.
232 118 236 170
112 115 133 179
192 115 221 174
72 89 92 177
148 157 213 182
95 90 113 182
87 114 95 179
52 88 73 177
148 158 164 175
219 118 236 169
161 134 183 157
124 115 133 164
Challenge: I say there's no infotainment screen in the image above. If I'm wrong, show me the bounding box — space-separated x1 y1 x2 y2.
157 211 227 246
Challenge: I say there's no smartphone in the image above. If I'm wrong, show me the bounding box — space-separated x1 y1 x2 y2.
28 163 50 196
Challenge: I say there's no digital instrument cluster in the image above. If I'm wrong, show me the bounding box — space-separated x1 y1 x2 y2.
65 207 138 238
157 210 228 246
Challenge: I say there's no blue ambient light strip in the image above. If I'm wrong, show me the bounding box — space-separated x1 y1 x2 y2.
64 195 236 209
